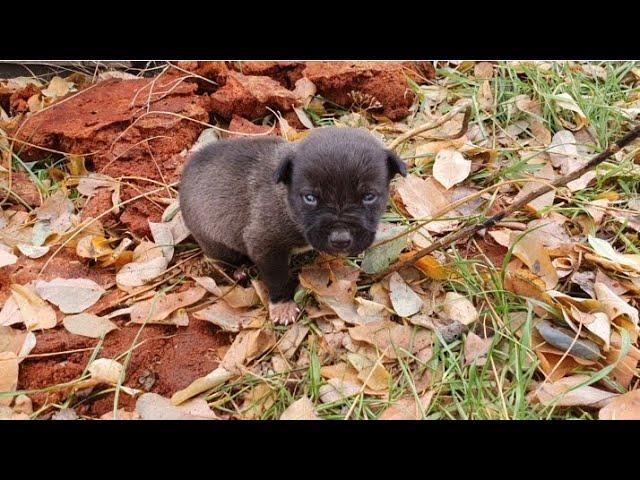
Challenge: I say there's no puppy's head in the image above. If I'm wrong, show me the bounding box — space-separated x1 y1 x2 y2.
274 127 406 255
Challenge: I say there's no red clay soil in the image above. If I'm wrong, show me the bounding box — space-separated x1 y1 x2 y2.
0 247 115 305
208 71 301 121
172 61 229 93
2 171 41 207
18 319 231 417
228 114 277 137
302 61 417 121
13 75 209 237
229 62 305 89
9 84 41 114
3 247 233 416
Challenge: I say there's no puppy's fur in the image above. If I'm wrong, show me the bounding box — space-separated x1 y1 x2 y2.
180 127 406 324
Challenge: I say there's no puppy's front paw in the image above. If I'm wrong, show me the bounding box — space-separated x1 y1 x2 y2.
269 301 301 326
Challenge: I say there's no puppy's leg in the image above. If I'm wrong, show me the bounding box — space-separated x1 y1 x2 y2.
187 240 249 278
251 248 300 326
200 240 249 266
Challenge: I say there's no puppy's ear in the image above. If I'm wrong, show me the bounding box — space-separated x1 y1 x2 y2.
386 150 407 178
274 152 294 184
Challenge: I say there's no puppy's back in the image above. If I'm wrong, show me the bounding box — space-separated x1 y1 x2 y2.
180 136 285 254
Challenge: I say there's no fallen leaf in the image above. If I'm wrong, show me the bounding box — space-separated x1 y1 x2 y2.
130 287 206 324
100 409 140 420
361 224 408 275
588 236 640 274
510 230 559 289
221 328 276 374
280 396 321 420
433 149 471 190
395 175 458 233
379 391 434 420
594 282 639 332
598 390 640 420
0 351 18 406
63 313 118 338
88 358 123 384
347 352 391 391
548 130 579 167
41 76 72 98
464 332 493 366
477 80 494 111
442 292 478 325
137 393 216 420
348 320 431 359
35 278 106 314
16 244 49 259
388 272 423 317
10 284 57 330
0 247 17 267
194 301 264 332
171 366 234 405
554 93 588 130
535 374 617 408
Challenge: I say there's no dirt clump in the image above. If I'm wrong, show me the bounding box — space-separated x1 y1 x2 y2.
302 61 416 121
8 83 41 114
18 319 231 417
13 75 208 237
229 61 305 89
1 171 41 207
208 71 301 121
172 61 229 93
228 114 277 138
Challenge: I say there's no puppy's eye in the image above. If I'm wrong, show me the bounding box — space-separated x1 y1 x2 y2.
303 194 318 206
363 193 377 204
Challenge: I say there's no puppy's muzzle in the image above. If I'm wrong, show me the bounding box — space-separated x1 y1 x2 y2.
328 229 353 251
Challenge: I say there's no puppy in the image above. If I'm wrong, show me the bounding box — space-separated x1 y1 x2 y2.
179 127 407 325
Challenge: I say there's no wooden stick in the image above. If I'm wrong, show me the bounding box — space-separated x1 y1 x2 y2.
387 102 472 151
371 123 640 282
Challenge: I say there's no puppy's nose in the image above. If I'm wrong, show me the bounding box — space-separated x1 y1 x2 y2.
329 229 352 250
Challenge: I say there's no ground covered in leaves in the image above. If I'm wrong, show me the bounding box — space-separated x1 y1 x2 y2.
1 61 640 420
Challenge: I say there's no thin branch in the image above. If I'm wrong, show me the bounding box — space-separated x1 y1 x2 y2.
371 123 640 282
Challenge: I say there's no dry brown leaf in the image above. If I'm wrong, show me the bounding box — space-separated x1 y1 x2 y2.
0 247 17 267
433 149 471 189
598 389 640 420
63 313 118 338
442 292 478 326
130 287 206 324
137 393 216 420
395 175 458 233
347 353 390 391
171 366 234 405
348 320 431 359
0 351 18 406
510 230 559 289
279 396 321 420
379 391 434 420
594 282 639 334
221 328 276 374
194 301 264 332
464 332 493 366
477 80 494 111
10 284 57 330
535 374 618 408
35 278 106 314
388 272 423 317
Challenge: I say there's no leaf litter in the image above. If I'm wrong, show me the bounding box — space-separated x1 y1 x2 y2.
2 61 640 420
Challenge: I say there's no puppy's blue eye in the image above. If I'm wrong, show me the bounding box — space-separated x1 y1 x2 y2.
363 193 377 204
303 194 318 206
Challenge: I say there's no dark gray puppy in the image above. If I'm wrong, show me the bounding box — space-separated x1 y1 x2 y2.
180 127 406 325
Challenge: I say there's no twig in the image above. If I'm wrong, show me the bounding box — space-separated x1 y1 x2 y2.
387 102 472 151
371 124 640 281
